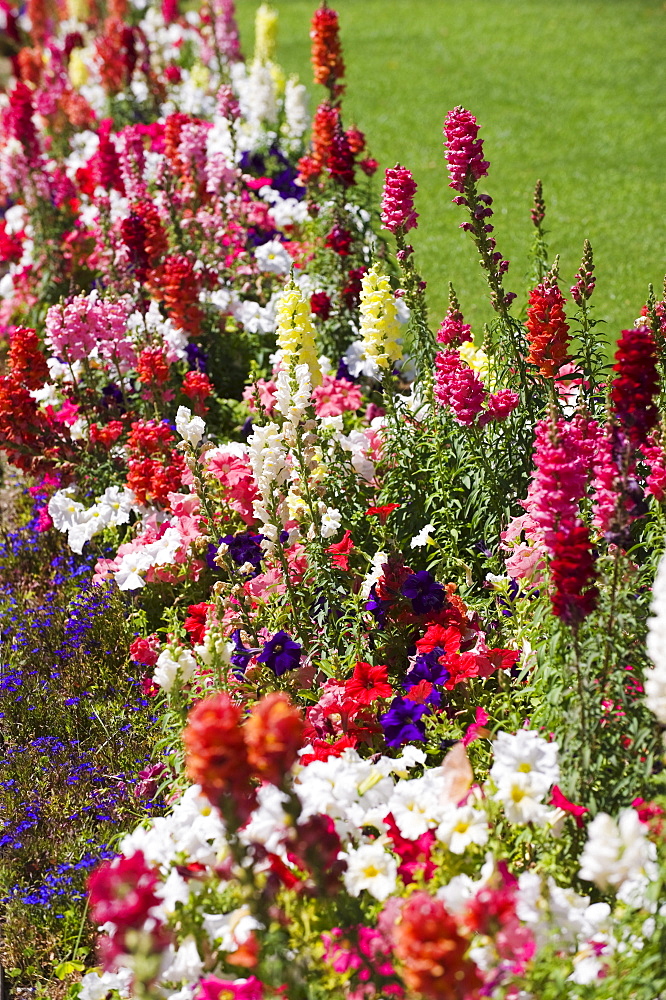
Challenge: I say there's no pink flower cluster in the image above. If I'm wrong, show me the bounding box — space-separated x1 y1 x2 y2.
312 374 363 417
442 106 490 193
44 292 135 369
380 164 419 235
436 312 472 348
434 350 519 427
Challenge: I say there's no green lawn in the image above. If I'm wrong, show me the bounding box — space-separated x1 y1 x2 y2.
236 0 666 336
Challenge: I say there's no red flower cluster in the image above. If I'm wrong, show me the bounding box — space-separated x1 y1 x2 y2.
549 521 598 625
136 347 170 388
183 369 213 411
88 851 169 970
610 325 660 447
183 692 304 814
155 253 203 336
310 6 345 95
525 278 570 377
392 892 481 999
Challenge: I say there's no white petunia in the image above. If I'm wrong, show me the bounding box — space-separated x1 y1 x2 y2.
79 968 132 1000
97 486 137 526
48 489 86 531
387 776 442 840
113 549 154 591
254 239 293 275
410 523 435 549
493 772 555 826
343 840 397 901
490 729 559 797
436 804 490 854
578 808 658 893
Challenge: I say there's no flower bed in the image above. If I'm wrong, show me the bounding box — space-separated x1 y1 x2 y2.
0 2 665 999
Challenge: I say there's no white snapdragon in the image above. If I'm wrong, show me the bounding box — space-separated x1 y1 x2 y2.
361 550 387 598
152 646 197 692
320 506 342 539
645 551 666 723
176 405 205 447
578 808 658 893
343 840 398 901
282 76 309 143
274 363 312 424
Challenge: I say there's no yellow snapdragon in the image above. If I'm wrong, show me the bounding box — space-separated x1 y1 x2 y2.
255 3 279 64
276 280 322 387
359 265 402 370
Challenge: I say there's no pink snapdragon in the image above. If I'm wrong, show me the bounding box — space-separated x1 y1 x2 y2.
44 292 135 369
434 351 518 427
642 436 666 502
442 106 490 193
381 164 419 235
522 416 593 554
436 312 472 348
434 350 485 425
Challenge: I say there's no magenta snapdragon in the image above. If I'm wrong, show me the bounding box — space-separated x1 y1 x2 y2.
381 164 419 235
442 106 490 193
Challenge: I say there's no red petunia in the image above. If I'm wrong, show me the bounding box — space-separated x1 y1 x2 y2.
345 661 393 706
550 785 588 828
415 624 461 656
326 529 354 570
365 503 401 524
184 602 213 645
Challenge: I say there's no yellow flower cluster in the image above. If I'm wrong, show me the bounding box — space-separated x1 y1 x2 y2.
359 265 402 370
275 280 322 387
255 3 279 64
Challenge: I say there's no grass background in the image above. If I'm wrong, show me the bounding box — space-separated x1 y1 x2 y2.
236 0 666 335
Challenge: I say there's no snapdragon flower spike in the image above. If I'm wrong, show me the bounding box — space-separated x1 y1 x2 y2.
434 350 485 425
436 286 472 347
310 6 345 96
610 325 660 448
392 892 482 999
570 239 596 306
443 106 490 193
525 276 571 377
381 164 419 235
549 520 598 625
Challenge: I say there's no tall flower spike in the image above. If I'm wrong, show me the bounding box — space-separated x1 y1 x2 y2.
381 164 419 235
276 279 322 387
571 239 596 306
525 273 570 377
550 520 598 626
310 5 345 97
610 326 659 448
442 106 489 193
359 265 402 372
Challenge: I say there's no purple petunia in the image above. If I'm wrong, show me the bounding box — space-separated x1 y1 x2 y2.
257 630 302 677
380 697 427 747
400 570 446 616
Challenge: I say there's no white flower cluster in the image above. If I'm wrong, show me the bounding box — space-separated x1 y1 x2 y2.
247 422 290 547
176 406 206 448
113 525 183 591
48 486 137 554
646 550 666 724
489 729 560 826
